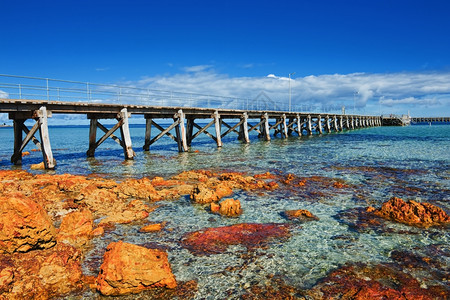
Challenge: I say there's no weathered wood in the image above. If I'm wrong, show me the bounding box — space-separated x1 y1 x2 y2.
296 115 302 136
118 108 134 159
214 111 222 147
281 114 288 138
87 119 123 157
238 112 250 143
334 115 338 132
317 115 323 134
263 113 271 141
87 119 98 157
325 115 331 133
21 123 42 150
38 107 55 169
11 119 25 165
307 115 312 135
143 117 152 151
174 109 188 152
151 121 177 142
97 122 124 148
248 119 264 134
221 119 243 138
186 118 195 146
150 120 179 145
192 121 217 142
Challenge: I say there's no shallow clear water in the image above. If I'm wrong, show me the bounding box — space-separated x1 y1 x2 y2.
0 124 449 298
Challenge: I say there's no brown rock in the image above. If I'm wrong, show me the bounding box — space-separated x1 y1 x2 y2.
1 243 84 299
0 194 56 254
96 241 177 296
140 222 166 233
284 209 319 221
191 183 218 204
372 197 450 227
210 202 220 213
213 198 242 217
57 208 94 248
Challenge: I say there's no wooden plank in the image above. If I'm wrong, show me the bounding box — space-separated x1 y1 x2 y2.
191 119 215 141
21 123 42 150
87 119 123 157
174 109 188 152
38 106 55 169
317 115 323 134
186 118 194 146
87 119 98 157
118 109 135 159
150 120 179 145
214 111 222 147
11 119 25 165
143 118 152 151
307 115 312 135
238 112 250 143
263 113 271 141
221 120 243 138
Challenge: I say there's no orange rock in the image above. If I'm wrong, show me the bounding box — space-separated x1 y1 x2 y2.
0 194 56 254
284 209 319 221
91 226 105 237
191 183 218 203
139 222 166 233
372 197 450 227
1 243 83 299
215 198 242 217
21 151 31 157
181 223 290 256
332 181 348 189
210 202 220 213
96 241 177 296
57 209 94 248
254 172 277 179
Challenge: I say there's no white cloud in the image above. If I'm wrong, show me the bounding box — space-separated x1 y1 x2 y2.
122 71 450 116
0 90 8 98
182 65 213 73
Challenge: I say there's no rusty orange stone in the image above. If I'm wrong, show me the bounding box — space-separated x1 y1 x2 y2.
181 223 290 255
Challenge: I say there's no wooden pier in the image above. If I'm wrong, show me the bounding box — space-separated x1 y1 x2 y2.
0 99 382 169
411 117 450 124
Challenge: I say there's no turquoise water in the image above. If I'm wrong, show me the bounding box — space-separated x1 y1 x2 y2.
0 124 449 298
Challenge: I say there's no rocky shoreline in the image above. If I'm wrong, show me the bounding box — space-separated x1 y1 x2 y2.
0 169 448 299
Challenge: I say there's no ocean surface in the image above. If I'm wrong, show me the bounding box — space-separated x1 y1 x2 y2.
0 123 449 298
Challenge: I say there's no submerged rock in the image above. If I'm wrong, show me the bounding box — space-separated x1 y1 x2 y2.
210 198 242 217
139 222 167 233
96 241 177 296
307 262 447 299
369 197 450 227
0 194 56 254
181 223 290 256
283 209 319 222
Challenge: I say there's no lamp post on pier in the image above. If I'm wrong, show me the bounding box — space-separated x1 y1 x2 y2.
289 72 295 112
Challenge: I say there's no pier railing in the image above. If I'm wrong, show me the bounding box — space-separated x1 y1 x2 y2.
0 74 289 111
1 74 346 114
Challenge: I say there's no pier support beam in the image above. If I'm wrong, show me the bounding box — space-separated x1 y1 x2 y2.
174 109 188 152
317 115 323 134
238 112 250 143
87 108 135 159
214 111 222 147
143 117 152 151
307 115 313 135
260 113 271 141
10 106 55 169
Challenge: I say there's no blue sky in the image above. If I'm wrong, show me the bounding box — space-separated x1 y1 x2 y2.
1 0 450 118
